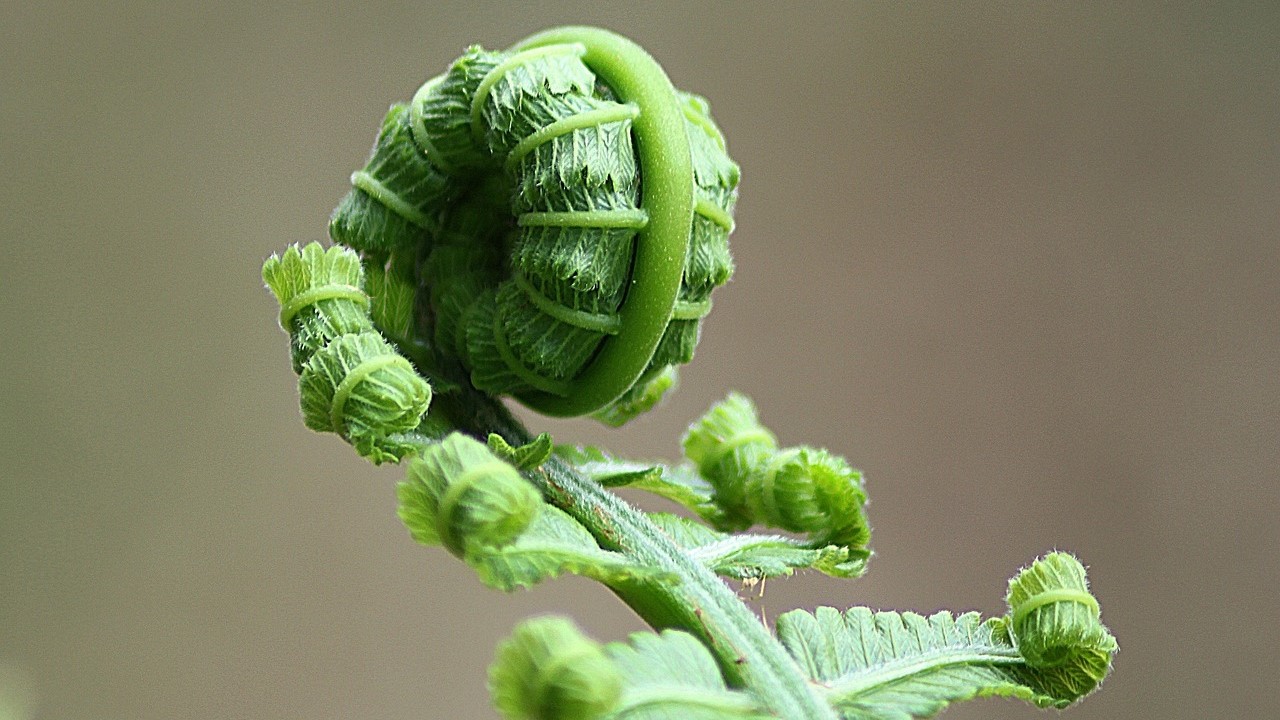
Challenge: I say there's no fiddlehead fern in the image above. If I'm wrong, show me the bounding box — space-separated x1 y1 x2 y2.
329 28 737 421
262 25 1116 720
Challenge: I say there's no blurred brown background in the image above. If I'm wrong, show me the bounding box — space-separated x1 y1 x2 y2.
2 2 1276 718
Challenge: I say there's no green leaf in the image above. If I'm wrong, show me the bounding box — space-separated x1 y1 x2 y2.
775 554 1116 719
604 630 768 719
556 445 722 523
779 608 1026 720
465 504 670 592
490 432 555 471
647 514 867 580
557 444 868 579
362 249 421 351
556 444 661 484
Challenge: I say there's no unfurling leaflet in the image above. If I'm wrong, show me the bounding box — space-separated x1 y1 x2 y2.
1002 552 1118 700
489 617 623 720
684 393 870 552
398 433 543 556
489 617 767 720
775 552 1116 718
263 244 431 463
682 392 778 528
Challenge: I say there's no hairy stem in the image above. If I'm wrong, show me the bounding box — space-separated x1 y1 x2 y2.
507 26 696 417
452 389 836 720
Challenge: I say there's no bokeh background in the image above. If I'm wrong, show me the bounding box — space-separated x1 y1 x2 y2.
2 2 1276 718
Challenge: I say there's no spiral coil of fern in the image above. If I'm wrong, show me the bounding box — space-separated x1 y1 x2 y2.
328 27 738 422
263 244 432 464
1001 552 1117 705
489 616 623 720
398 433 543 556
683 392 779 527
683 393 871 555
1007 552 1117 666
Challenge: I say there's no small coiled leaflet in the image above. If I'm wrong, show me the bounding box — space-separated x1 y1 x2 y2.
1006 552 1116 672
489 616 623 720
402 433 543 556
683 393 871 554
264 244 431 464
328 353 416 433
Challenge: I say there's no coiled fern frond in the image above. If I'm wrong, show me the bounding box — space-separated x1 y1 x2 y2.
328 28 739 422
261 27 1117 720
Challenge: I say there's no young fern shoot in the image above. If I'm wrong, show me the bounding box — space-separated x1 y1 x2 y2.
262 26 1116 720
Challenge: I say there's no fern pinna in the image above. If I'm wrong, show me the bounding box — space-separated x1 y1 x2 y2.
262 26 1116 719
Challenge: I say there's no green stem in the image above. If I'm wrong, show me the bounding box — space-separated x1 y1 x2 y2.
821 649 1022 706
453 390 836 720
509 26 694 418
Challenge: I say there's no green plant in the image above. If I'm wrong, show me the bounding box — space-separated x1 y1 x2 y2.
262 26 1115 719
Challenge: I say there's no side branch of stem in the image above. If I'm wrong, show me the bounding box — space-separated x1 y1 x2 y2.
455 391 835 720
